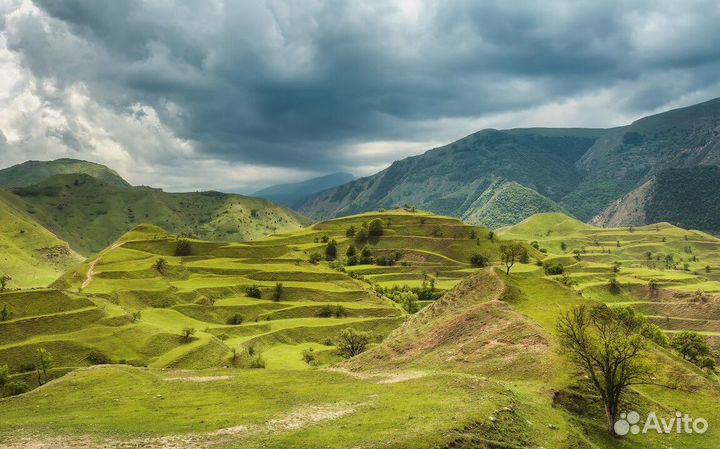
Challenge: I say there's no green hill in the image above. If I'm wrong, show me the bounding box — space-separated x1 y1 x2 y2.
0 158 130 188
0 191 81 289
3 173 311 255
461 179 566 228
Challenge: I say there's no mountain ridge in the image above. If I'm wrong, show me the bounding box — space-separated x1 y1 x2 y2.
301 97 720 232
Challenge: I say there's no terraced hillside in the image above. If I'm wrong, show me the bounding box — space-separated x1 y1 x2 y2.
500 213 720 343
2 173 311 255
3 268 719 448
0 191 81 289
0 210 495 387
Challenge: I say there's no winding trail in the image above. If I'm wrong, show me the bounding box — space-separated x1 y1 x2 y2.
80 242 122 290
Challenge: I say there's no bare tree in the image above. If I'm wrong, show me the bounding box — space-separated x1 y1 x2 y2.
557 305 649 436
500 244 525 275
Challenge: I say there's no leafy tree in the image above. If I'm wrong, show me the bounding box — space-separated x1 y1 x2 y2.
368 218 384 236
470 254 489 268
325 239 338 261
181 327 196 343
337 328 371 357
488 231 495 242
345 244 357 265
354 226 369 243
345 226 356 237
670 331 711 364
557 305 649 436
560 241 567 252
499 244 524 275
359 246 374 264
36 348 53 385
245 285 262 299
640 322 669 347
174 239 192 256
272 282 284 302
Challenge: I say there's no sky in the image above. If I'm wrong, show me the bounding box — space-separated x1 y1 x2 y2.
0 0 719 193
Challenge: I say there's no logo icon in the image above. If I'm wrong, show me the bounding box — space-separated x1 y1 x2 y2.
614 411 641 436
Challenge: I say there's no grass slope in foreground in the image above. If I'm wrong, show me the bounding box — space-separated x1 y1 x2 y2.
0 191 81 289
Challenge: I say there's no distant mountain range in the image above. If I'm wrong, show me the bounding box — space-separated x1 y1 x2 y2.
252 172 355 208
300 98 720 232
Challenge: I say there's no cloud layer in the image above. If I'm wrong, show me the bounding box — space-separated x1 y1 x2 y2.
1 0 720 191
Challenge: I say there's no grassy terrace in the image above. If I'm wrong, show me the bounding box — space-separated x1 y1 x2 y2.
499 212 720 346
0 210 494 383
3 211 720 448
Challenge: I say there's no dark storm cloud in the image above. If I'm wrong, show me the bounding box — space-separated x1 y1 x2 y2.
6 0 720 172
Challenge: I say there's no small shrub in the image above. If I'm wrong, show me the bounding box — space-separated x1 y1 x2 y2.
181 327 196 343
272 282 283 302
308 252 322 264
543 263 564 275
86 350 111 365
6 381 29 396
0 303 11 321
226 314 244 325
249 354 266 369
302 348 316 365
174 239 192 256
470 254 489 268
245 285 262 299
337 328 371 358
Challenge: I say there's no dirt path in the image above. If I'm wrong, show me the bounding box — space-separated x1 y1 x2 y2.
80 242 122 290
81 257 100 290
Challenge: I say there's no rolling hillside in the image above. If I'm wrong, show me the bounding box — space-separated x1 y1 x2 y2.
3 213 720 448
0 191 81 289
0 210 495 381
500 212 720 341
0 158 130 188
2 173 311 255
